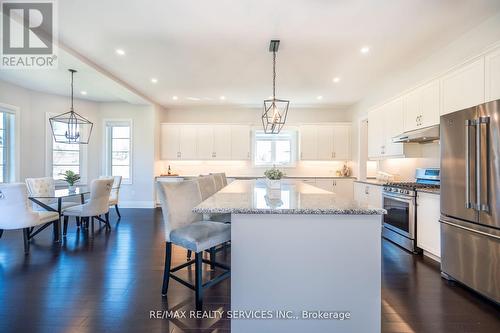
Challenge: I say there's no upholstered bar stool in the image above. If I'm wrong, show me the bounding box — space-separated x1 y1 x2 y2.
63 178 114 235
210 173 227 191
157 180 230 310
0 183 60 254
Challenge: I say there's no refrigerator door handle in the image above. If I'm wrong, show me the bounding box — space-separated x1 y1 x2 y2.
477 117 490 212
465 120 473 209
440 219 500 241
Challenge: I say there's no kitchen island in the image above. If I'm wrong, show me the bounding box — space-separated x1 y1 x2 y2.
194 179 386 333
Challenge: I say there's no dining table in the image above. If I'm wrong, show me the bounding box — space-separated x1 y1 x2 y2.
28 186 90 242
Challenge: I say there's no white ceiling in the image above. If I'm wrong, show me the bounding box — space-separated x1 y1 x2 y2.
3 0 500 107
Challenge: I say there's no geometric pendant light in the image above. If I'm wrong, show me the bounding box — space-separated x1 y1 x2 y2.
261 40 289 134
49 69 93 144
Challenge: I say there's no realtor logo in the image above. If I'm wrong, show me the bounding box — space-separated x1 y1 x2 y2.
1 0 57 68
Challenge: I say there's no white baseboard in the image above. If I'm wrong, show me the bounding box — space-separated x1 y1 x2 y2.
119 201 155 209
423 250 441 263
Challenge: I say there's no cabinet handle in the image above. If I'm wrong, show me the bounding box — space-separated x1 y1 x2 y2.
333 152 336 158
247 152 250 159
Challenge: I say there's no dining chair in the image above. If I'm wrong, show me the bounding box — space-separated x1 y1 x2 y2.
197 175 217 201
157 180 230 310
62 178 114 236
0 183 60 254
99 175 122 219
25 177 79 212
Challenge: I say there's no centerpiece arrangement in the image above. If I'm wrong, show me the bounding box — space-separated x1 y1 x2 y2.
61 170 80 193
264 166 284 189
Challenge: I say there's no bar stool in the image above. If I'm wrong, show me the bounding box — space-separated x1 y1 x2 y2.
157 180 230 310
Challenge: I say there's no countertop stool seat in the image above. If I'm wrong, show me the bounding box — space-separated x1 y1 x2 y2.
157 180 230 310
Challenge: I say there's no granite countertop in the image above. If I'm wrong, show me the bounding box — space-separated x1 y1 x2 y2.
193 179 386 215
417 188 440 195
354 178 387 186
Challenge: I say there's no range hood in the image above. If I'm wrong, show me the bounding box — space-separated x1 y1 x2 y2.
392 125 439 143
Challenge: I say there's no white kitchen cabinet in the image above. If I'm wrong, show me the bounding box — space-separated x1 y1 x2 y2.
417 192 441 260
196 125 231 160
213 125 231 160
300 125 318 160
441 57 485 115
332 125 351 160
316 127 334 160
368 107 385 158
383 97 405 157
179 125 198 159
354 182 382 207
160 124 180 160
196 125 214 160
300 124 351 161
368 100 421 160
485 47 500 103
230 125 251 160
404 80 440 132
333 179 353 200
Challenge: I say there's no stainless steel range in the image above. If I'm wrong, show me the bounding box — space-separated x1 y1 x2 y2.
382 168 440 253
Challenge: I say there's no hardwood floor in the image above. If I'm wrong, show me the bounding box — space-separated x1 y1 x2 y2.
0 208 498 333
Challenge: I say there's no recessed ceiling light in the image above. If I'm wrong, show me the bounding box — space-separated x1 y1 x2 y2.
151 78 158 83
360 46 370 54
333 77 341 83
172 96 178 100
317 96 323 100
219 96 226 100
80 91 87 95
187 97 200 101
115 49 126 56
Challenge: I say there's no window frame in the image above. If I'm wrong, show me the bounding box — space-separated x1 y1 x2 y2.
103 119 133 185
252 127 298 168
45 112 88 185
0 103 20 183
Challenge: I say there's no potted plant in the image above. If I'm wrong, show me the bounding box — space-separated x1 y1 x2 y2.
264 166 284 189
60 170 80 193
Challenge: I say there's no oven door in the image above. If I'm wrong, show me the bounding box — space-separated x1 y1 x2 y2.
383 192 415 239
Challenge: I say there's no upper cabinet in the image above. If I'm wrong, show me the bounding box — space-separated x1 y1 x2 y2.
404 79 440 132
485 47 500 102
441 57 485 115
160 124 251 160
300 124 351 161
230 125 251 160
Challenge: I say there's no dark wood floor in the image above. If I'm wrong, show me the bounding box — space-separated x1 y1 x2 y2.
0 209 498 333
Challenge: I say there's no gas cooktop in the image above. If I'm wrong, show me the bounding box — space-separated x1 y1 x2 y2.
383 182 440 190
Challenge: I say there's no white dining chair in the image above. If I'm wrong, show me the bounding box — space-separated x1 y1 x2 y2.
25 177 79 212
0 183 60 254
62 178 114 235
157 180 230 310
99 175 122 219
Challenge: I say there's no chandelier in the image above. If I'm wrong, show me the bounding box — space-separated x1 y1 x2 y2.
262 40 289 134
49 69 93 144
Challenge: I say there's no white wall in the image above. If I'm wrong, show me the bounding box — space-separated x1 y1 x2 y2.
97 102 156 208
350 12 500 178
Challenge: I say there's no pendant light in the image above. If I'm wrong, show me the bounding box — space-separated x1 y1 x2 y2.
49 69 93 144
261 40 289 134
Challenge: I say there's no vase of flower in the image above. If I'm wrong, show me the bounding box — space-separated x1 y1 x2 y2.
61 170 80 193
264 167 285 189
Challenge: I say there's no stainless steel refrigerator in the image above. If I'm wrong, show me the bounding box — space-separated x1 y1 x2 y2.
440 99 500 303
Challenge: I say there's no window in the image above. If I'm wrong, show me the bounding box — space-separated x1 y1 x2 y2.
0 110 15 183
51 121 81 179
105 121 131 183
253 129 297 167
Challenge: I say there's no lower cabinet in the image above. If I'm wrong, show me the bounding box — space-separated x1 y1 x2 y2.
354 182 383 207
416 192 441 260
299 178 354 201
